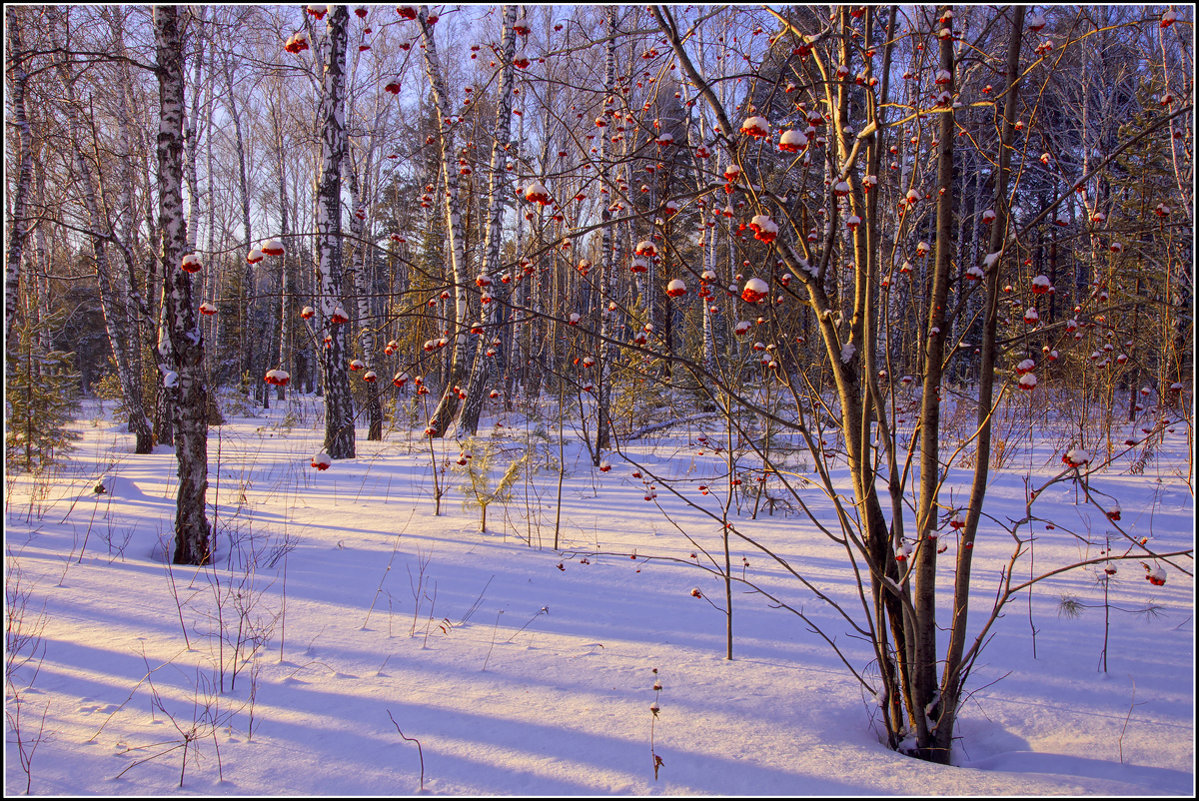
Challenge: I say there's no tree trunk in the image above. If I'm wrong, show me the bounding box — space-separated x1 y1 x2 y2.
181 6 218 411
5 8 33 355
48 7 154 454
268 83 293 400
315 5 355 459
347 157 383 440
30 162 53 355
222 47 260 405
184 7 206 255
594 7 619 457
456 5 519 437
933 6 1026 760
418 6 472 438
701 208 718 373
155 5 212 565
154 250 176 447
105 8 159 430
909 6 958 762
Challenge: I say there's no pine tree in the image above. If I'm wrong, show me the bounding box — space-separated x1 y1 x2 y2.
5 308 81 475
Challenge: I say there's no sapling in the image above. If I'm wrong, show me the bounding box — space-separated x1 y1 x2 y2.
5 683 49 794
5 557 50 793
362 509 415 630
116 650 243 787
278 543 289 661
419 390 447 515
407 548 433 637
554 383 567 549
1118 677 1147 765
6 558 48 681
246 660 262 741
455 436 528 533
164 559 195 650
721 392 736 658
419 582 440 648
649 667 664 780
1099 533 1116 672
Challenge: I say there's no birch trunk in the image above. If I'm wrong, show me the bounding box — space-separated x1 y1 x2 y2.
182 7 211 388
701 211 718 373
268 87 293 399
204 33 219 373
48 7 154 454
456 5 518 437
104 9 154 426
31 164 53 353
154 248 176 445
508 112 528 403
184 7 206 255
5 8 33 353
155 5 212 565
418 4 472 438
314 5 355 459
142 127 174 446
345 25 384 438
594 7 619 457
222 48 260 404
347 159 382 440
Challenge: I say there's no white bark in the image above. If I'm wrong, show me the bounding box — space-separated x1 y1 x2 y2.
48 6 154 453
315 4 356 458
595 7 619 456
418 4 472 437
347 150 382 439
154 5 212 564
456 5 519 436
220 36 260 400
266 83 293 392
5 8 33 352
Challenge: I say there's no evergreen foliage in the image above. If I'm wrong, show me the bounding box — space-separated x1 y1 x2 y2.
5 308 81 474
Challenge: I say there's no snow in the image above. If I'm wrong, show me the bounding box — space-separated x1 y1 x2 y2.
1064 447 1092 467
4 396 1193 796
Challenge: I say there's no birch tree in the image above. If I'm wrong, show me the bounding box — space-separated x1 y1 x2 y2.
47 7 154 454
593 7 620 457
455 5 519 436
155 5 212 565
266 75 296 399
347 146 383 440
5 7 34 354
219 18 263 404
416 5 472 438
100 7 159 430
314 4 356 459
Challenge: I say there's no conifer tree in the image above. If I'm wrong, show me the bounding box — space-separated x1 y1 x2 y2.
5 308 80 475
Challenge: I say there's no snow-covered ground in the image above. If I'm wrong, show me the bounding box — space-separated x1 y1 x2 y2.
4 395 1193 795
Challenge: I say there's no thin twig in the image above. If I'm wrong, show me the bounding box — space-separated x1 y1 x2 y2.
386 709 425 792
